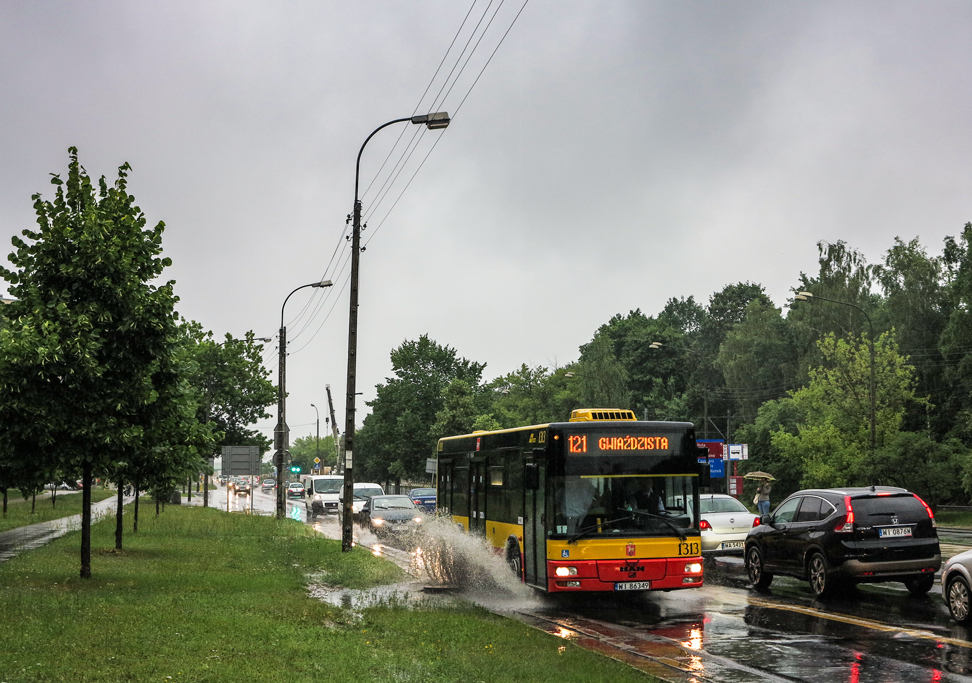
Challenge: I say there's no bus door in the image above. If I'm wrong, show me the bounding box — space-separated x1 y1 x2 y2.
523 458 547 589
438 460 453 516
469 460 486 536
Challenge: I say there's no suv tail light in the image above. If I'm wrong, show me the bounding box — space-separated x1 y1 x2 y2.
913 494 937 529
834 495 855 533
752 516 761 528
699 519 712 530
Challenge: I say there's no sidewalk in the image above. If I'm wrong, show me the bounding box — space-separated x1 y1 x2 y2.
0 493 133 564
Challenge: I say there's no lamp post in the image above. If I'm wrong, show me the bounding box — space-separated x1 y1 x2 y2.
276 279 333 519
793 291 876 453
311 403 320 471
342 112 450 552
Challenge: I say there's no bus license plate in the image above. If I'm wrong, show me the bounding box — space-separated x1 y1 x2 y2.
720 541 744 550
879 527 912 538
615 581 651 591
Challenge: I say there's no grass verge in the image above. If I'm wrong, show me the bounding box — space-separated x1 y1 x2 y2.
0 505 657 682
935 510 972 528
0 489 115 533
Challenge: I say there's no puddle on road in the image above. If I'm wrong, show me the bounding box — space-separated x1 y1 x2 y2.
306 515 542 616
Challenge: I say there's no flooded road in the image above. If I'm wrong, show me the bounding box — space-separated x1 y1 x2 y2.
216 485 972 681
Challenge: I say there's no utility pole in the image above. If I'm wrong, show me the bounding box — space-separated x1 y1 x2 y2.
275 325 287 519
326 384 340 473
342 112 451 552
311 403 320 470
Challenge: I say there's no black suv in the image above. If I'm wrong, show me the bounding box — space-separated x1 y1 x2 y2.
745 486 940 597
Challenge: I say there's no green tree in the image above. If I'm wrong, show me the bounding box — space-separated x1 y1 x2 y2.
716 300 798 422
0 148 207 576
356 335 485 483
430 379 482 440
288 433 336 474
184 323 276 451
487 364 581 427
577 333 630 408
771 331 925 488
874 237 950 436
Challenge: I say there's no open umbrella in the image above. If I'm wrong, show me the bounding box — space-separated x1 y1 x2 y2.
743 471 775 480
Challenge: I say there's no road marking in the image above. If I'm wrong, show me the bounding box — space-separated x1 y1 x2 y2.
748 596 972 649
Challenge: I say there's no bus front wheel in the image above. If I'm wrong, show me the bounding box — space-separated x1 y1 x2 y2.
506 541 523 581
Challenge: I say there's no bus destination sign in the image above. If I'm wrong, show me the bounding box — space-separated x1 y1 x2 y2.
567 434 672 454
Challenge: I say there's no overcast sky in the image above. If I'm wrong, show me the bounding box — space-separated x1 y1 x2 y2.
2 1 971 442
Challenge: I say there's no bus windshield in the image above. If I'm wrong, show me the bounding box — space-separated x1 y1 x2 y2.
552 475 698 538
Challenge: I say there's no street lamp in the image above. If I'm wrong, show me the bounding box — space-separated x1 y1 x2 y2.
342 112 451 552
276 279 333 519
310 403 320 471
793 291 876 453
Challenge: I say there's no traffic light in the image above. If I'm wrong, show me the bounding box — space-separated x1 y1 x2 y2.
290 465 301 474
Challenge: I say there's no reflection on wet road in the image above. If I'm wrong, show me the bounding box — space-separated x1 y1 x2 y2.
519 558 972 682
215 484 972 681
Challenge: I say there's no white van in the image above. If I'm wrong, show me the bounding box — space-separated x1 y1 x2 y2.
302 474 345 518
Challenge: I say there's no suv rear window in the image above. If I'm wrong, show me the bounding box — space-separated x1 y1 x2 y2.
853 495 927 525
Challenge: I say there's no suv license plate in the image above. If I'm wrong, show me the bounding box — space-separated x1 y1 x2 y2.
721 541 744 549
615 581 651 591
879 527 913 538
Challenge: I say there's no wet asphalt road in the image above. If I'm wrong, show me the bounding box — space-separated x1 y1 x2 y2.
219 486 972 682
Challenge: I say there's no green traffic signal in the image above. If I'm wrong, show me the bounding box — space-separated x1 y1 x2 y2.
290 466 300 473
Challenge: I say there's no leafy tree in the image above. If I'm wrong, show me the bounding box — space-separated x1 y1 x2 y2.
487 364 581 427
940 223 972 441
716 300 798 422
576 333 630 408
735 397 805 503
430 379 482 440
771 331 925 488
356 335 485 482
0 148 206 576
874 237 950 436
288 433 337 475
184 323 276 451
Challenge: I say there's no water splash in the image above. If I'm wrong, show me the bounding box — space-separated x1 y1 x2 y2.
415 515 537 607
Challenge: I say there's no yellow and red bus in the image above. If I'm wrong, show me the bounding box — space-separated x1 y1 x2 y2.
435 409 707 593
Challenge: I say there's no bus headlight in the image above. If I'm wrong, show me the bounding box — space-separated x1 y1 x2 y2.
372 518 384 526
413 517 423 523
685 562 702 574
555 566 578 577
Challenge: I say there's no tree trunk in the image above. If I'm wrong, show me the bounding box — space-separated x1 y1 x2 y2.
115 482 124 550
51 485 57 508
2 488 6 516
31 492 36 514
80 462 92 579
155 496 160 516
187 477 191 501
133 484 139 533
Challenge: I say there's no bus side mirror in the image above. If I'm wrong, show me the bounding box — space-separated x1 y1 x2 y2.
524 463 540 490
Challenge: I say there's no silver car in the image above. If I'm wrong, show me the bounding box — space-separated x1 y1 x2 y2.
700 494 758 556
943 548 972 623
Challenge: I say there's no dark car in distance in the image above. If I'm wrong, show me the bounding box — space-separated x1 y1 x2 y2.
745 486 940 598
407 487 437 514
360 495 425 539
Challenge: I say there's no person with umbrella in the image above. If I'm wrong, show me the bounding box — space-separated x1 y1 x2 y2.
744 472 775 515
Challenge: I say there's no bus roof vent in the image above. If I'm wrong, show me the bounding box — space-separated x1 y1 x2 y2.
569 409 637 422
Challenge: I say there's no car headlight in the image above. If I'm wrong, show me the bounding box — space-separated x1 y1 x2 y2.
372 518 384 526
314 494 321 501
414 517 423 523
